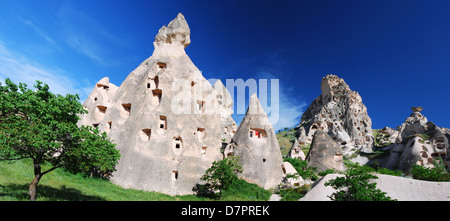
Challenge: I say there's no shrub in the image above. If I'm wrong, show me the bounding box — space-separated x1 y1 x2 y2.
196 156 243 199
324 168 396 201
278 184 311 201
284 158 318 181
410 158 450 182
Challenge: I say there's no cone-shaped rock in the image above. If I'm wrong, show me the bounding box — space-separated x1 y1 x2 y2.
224 94 284 189
296 74 374 157
79 13 224 195
306 129 345 172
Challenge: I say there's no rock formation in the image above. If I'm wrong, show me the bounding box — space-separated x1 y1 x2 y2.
224 94 284 189
384 107 450 173
213 79 237 143
294 74 374 159
78 77 118 128
79 13 233 195
281 161 304 188
305 129 345 172
287 139 306 160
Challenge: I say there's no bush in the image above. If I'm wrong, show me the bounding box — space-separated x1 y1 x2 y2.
284 158 318 181
410 158 450 182
324 168 396 201
278 184 310 201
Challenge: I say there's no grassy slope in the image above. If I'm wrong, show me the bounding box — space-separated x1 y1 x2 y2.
276 128 297 157
0 159 270 201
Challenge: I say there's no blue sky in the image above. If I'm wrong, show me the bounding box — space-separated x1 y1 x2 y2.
1 0 449 131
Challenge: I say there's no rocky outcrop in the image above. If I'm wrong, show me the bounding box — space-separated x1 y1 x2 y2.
78 77 118 128
79 13 230 195
295 75 374 159
224 94 284 189
305 129 345 172
287 139 306 160
213 79 237 143
384 107 450 173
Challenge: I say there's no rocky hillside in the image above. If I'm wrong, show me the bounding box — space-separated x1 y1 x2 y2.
289 74 450 175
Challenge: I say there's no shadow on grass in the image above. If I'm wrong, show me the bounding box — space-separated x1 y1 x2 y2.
0 183 106 201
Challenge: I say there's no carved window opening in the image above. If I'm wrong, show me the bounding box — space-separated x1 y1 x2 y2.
250 128 267 138
196 128 205 141
201 146 207 155
122 103 131 116
152 89 162 105
174 137 182 150
159 115 167 130
196 100 205 113
97 84 109 90
146 76 159 91
92 123 99 128
157 62 167 70
173 170 178 180
97 105 107 114
108 121 112 130
140 129 151 141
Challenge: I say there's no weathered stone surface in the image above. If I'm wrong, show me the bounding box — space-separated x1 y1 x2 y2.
411 106 423 113
295 74 374 159
305 129 345 172
213 79 237 143
78 77 118 128
224 94 284 189
384 107 450 173
281 161 304 187
287 139 306 160
79 13 230 195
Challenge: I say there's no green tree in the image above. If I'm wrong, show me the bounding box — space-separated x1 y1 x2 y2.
200 156 243 200
0 79 120 201
324 168 396 201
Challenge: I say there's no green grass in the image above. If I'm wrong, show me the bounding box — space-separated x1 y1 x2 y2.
276 127 299 157
278 184 310 201
0 159 270 201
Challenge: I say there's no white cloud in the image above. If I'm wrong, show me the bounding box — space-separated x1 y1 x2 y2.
0 41 92 101
20 17 57 46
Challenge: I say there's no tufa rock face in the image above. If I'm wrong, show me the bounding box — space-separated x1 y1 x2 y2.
213 79 237 143
306 129 345 172
79 13 234 195
78 77 118 127
295 74 374 158
224 94 284 189
154 13 191 49
384 108 450 173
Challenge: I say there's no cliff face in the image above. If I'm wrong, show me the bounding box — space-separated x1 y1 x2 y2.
79 13 235 195
294 75 374 160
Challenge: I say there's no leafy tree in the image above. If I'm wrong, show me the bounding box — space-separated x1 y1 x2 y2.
0 79 120 201
324 168 396 201
199 156 243 200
